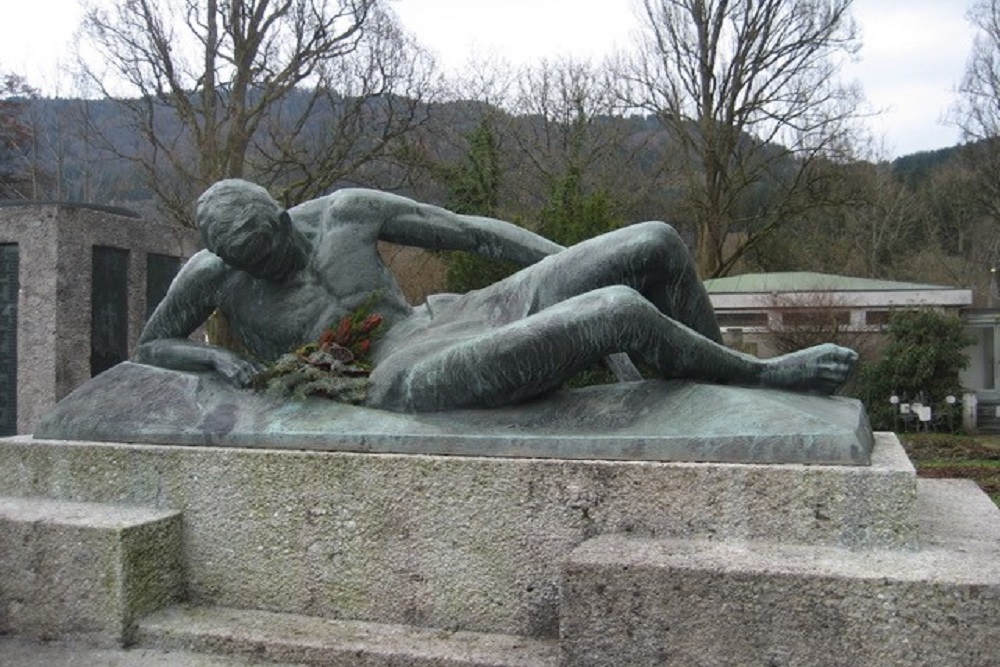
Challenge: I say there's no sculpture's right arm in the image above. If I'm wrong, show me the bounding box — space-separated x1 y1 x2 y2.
134 251 263 387
330 189 564 266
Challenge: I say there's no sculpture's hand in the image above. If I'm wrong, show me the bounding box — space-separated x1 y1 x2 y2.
135 338 265 388
213 350 266 388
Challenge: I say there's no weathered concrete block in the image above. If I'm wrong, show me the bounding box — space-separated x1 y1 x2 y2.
0 434 914 639
560 479 1000 667
0 496 183 646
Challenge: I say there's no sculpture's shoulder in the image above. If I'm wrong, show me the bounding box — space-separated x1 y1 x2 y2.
304 188 413 224
182 248 230 276
176 249 239 295
325 187 398 205
288 190 414 252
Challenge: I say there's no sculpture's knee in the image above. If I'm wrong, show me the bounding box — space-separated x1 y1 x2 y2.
589 285 659 320
626 221 689 263
633 220 681 239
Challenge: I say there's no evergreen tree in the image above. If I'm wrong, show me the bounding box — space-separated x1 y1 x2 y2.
444 119 520 292
446 119 501 216
538 164 622 246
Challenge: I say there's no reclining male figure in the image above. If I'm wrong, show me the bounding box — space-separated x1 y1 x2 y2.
136 179 857 412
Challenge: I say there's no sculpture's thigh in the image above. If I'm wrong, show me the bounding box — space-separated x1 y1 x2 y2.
518 223 717 342
369 287 658 412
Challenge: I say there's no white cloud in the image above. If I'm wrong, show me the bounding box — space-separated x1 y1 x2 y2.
0 0 83 93
394 0 636 69
846 0 973 155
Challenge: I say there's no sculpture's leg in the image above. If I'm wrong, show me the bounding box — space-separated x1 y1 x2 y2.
372 286 856 412
527 221 723 343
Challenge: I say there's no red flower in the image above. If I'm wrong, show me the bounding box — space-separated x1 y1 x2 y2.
333 317 353 346
318 329 336 348
360 313 383 334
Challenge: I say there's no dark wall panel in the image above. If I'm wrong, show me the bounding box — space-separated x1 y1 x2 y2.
91 246 129 377
146 253 181 321
0 244 18 435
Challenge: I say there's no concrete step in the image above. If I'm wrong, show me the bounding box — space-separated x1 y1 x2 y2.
560 478 1000 667
134 605 560 667
0 635 309 667
0 495 183 647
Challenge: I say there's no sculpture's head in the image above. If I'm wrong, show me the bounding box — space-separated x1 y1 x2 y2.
197 179 307 280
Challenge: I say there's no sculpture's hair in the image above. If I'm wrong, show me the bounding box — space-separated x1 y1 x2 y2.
196 179 289 275
197 178 305 277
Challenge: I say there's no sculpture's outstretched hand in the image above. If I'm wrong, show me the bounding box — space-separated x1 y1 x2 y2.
213 351 266 387
135 338 265 388
759 344 858 395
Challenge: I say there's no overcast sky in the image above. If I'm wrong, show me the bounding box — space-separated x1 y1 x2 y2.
0 0 977 158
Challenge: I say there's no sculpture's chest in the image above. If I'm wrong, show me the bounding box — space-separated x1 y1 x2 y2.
224 275 344 354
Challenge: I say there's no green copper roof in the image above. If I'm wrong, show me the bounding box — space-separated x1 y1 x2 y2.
703 272 954 294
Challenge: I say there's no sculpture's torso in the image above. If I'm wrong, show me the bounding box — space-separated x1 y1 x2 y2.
214 194 414 362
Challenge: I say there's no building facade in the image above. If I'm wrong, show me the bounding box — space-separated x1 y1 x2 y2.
0 202 199 434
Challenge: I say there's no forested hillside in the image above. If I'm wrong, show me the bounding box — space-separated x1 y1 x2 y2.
2 0 999 305
3 93 993 301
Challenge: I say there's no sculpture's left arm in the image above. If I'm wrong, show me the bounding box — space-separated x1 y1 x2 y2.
340 189 565 266
134 251 263 387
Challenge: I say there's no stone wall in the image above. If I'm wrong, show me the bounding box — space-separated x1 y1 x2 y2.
0 203 199 434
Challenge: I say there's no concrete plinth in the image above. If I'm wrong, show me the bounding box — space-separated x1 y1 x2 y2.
0 433 913 639
0 496 183 646
560 479 1000 667
2 431 999 665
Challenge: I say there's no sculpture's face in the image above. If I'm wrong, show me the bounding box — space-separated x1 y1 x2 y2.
225 209 307 281
198 180 308 281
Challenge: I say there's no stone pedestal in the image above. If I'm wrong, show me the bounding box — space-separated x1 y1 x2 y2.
0 433 997 665
0 433 913 640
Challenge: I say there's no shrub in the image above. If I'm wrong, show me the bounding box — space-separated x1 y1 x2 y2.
853 309 972 431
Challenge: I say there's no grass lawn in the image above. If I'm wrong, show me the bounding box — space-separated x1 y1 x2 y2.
899 433 1000 507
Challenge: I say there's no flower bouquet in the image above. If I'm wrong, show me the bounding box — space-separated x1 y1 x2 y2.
251 308 384 403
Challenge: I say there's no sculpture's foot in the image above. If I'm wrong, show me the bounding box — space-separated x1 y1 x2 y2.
758 344 858 395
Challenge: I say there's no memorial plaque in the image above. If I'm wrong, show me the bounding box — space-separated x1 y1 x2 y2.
90 246 129 377
0 244 17 435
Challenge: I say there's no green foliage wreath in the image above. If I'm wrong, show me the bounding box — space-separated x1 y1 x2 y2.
252 305 384 403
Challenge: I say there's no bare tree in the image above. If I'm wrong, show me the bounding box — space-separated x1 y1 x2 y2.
0 72 39 199
913 160 1000 305
805 159 921 279
956 0 1000 147
506 58 667 237
618 0 865 277
765 291 879 361
951 0 1000 270
76 0 437 224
